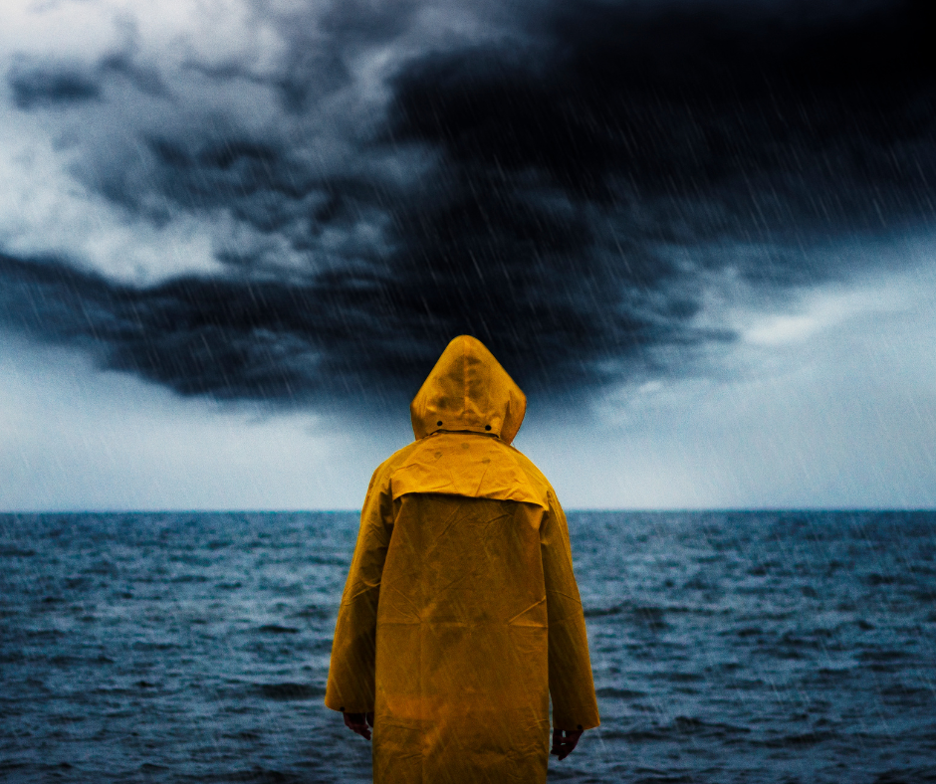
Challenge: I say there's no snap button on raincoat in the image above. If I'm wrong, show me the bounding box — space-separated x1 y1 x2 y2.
325 335 600 784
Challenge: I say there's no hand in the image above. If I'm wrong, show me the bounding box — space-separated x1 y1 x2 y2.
343 712 375 740
550 728 583 760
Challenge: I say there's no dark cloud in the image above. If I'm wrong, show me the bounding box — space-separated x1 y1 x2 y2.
0 246 726 407
10 64 101 109
388 0 936 234
0 253 341 403
8 52 169 111
5 0 936 406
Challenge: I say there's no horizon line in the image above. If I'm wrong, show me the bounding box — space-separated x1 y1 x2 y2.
2 507 934 515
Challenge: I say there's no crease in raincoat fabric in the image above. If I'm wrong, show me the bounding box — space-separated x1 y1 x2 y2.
326 335 599 784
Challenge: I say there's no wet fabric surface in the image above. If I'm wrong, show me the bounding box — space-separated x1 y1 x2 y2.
326 335 599 783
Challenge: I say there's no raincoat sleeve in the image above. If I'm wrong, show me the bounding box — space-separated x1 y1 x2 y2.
541 490 600 731
324 470 393 713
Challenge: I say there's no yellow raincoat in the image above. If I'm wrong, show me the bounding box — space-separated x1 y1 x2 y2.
325 335 599 783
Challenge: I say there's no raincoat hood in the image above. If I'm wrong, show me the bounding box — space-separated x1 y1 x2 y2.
410 335 526 445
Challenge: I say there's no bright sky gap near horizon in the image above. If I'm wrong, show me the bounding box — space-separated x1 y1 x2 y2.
1 0 935 511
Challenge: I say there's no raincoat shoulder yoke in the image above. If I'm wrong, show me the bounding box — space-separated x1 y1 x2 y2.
387 432 550 509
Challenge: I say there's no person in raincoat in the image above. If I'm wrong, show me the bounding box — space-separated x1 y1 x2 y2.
325 335 600 784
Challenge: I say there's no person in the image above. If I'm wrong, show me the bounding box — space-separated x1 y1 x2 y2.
325 335 599 783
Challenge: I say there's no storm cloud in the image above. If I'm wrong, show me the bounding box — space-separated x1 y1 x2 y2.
2 0 935 406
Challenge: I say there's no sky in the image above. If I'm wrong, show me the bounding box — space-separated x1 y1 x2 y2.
1 0 935 510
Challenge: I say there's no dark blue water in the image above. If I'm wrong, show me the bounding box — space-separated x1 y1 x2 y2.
1 511 934 784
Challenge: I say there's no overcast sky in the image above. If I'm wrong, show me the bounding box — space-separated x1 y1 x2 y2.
1 0 935 510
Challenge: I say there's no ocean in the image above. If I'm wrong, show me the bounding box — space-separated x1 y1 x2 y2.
1 511 934 784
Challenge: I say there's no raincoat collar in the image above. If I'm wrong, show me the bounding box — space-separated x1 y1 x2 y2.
410 335 526 445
